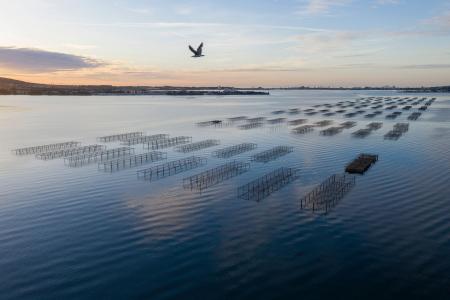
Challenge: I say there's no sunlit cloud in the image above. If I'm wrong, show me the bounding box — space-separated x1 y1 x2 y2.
0 47 104 73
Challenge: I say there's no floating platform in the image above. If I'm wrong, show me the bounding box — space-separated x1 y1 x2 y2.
175 139 220 153
384 123 409 140
288 119 308 126
144 136 192 150
320 127 343 136
247 117 266 123
292 125 314 134
238 122 263 130
227 116 248 122
197 120 223 127
267 118 286 124
122 134 169 145
300 174 355 214
64 147 134 167
271 110 285 115
251 146 293 163
183 161 250 191
314 120 333 127
384 122 409 140
35 145 106 160
339 121 357 129
352 129 372 138
238 167 299 201
408 112 422 121
97 132 143 143
385 113 399 119
212 143 257 158
384 130 402 140
98 151 166 172
366 122 383 130
13 141 80 155
137 156 207 181
394 123 409 132
345 154 378 174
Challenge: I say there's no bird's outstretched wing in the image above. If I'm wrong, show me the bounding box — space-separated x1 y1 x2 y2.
189 45 197 55
197 43 203 55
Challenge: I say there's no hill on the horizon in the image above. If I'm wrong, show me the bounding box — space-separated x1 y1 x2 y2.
0 77 42 88
0 76 124 95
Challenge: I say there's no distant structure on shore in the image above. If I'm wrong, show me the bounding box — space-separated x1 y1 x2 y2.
0 77 268 96
0 77 448 96
274 86 450 93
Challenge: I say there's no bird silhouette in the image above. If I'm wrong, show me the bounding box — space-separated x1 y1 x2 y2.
189 42 204 57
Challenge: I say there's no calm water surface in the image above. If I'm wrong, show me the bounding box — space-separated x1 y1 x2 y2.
0 91 449 299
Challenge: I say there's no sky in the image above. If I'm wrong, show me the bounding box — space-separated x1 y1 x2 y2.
0 0 450 87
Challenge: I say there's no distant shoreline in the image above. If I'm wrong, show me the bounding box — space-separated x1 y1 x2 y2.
0 90 270 96
0 76 449 95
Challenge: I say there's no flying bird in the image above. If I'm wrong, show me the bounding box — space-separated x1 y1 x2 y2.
189 42 204 58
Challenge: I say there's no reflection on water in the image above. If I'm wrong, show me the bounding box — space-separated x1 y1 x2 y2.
0 91 449 299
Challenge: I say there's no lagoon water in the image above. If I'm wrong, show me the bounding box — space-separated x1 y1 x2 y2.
0 91 449 299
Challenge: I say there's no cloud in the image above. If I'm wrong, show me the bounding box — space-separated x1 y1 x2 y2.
336 63 377 68
82 21 223 29
80 21 328 32
334 63 450 70
174 5 193 15
423 11 450 29
294 26 450 56
297 0 352 15
333 50 383 58
0 47 104 73
127 7 152 15
397 64 450 69
216 67 311 73
375 0 400 5
295 31 365 53
63 44 97 50
371 0 400 8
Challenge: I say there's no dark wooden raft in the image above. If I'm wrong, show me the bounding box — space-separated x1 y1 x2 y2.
345 154 378 174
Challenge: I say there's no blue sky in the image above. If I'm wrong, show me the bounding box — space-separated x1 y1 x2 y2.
0 0 449 86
